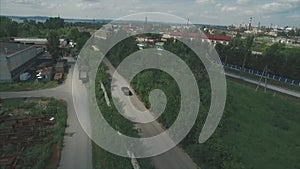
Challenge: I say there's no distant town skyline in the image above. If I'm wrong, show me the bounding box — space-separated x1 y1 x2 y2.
1 0 300 27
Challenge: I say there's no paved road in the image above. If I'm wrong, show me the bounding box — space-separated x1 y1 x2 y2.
226 72 300 98
103 58 200 169
0 61 92 169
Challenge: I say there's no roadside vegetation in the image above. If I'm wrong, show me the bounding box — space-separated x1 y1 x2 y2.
92 64 154 169
0 98 67 169
0 80 59 92
104 34 300 169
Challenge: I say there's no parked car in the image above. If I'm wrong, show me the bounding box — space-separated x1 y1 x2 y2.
121 87 133 96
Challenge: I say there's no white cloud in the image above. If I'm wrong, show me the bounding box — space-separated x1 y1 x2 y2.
12 0 41 3
241 0 299 15
280 0 300 3
1 0 300 27
216 3 222 7
221 5 237 12
195 0 214 4
260 2 293 12
236 0 250 4
287 14 300 19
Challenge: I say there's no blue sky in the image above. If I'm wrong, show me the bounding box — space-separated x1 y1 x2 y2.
1 0 299 27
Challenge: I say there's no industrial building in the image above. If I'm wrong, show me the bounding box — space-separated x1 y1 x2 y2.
0 42 43 82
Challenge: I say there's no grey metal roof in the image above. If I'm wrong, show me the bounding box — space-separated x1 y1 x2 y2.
0 42 33 55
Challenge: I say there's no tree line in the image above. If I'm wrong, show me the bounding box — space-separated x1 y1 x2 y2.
215 36 300 80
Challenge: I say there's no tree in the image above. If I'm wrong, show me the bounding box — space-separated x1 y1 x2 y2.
220 31 226 36
240 36 254 76
44 17 64 29
47 31 60 60
0 16 18 38
287 29 295 37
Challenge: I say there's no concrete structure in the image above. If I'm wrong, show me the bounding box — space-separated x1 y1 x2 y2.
13 38 66 46
0 42 43 82
13 38 48 45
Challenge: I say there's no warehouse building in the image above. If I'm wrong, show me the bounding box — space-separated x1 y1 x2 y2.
0 42 43 82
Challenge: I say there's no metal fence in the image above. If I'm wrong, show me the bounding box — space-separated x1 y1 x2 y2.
223 63 300 86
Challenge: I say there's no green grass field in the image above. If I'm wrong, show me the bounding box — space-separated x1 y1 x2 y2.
188 80 300 169
226 81 299 169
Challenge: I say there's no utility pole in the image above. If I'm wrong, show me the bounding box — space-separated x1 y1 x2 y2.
240 50 248 78
256 65 268 93
264 65 268 93
240 36 254 78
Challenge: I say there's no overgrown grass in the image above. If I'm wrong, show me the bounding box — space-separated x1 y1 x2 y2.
252 42 270 53
92 64 155 169
0 66 71 92
186 80 300 169
0 80 59 92
0 98 67 169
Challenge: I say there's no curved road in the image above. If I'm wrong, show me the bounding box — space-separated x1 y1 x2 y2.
103 58 200 169
0 60 92 169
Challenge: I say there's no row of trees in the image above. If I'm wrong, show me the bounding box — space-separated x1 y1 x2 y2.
0 16 64 38
215 37 300 80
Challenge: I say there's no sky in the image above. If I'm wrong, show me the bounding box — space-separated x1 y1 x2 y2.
1 0 300 27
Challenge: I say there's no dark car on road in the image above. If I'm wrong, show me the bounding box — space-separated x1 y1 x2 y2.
121 87 133 96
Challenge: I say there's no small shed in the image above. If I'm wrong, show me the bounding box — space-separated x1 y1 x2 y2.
54 73 63 81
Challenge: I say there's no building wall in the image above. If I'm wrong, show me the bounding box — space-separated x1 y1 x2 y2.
0 45 40 82
0 54 12 82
